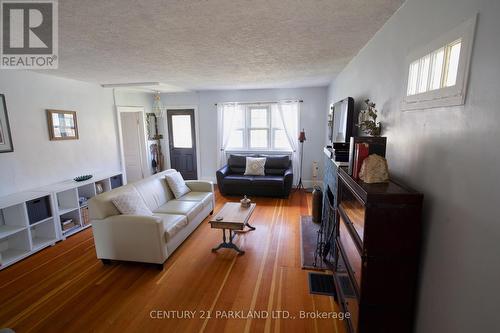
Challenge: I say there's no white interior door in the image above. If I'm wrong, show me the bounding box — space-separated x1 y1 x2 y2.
120 112 145 182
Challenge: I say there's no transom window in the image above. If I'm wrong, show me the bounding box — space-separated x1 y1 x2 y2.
406 39 462 96
226 104 292 151
402 15 476 111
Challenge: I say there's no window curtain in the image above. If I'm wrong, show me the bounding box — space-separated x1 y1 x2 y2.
275 101 300 184
216 103 238 168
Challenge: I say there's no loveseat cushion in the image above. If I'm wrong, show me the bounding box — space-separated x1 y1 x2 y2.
177 192 214 209
224 175 254 183
154 200 203 222
261 155 290 175
228 154 257 174
252 175 285 192
154 213 188 241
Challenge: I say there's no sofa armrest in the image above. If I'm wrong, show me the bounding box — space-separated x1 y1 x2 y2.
216 165 230 194
284 164 294 196
185 180 214 193
91 214 168 263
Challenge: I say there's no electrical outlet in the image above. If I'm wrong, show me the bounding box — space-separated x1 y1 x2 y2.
312 161 319 177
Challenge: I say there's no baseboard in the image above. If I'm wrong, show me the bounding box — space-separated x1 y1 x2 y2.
301 180 323 189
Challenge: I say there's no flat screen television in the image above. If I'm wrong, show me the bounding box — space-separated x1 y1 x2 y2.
328 97 354 144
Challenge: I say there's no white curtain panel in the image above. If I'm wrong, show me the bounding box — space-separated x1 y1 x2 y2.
216 103 238 168
276 101 300 184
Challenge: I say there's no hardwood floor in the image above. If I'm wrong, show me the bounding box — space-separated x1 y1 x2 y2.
0 190 346 333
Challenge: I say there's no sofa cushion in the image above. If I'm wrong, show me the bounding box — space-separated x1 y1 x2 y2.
133 171 175 211
111 190 153 216
154 200 203 222
177 192 214 209
165 172 191 199
244 157 266 176
154 213 188 241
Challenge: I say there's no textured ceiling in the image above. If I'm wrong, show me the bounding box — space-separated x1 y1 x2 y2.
49 0 403 91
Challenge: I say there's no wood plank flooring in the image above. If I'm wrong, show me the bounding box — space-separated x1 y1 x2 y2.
0 190 347 333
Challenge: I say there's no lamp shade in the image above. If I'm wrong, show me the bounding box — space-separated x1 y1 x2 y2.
298 129 306 142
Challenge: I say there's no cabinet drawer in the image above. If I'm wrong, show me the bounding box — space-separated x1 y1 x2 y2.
338 214 362 291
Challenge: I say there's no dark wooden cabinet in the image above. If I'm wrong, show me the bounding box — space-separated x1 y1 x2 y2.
333 167 423 333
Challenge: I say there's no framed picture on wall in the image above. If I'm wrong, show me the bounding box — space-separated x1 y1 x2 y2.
0 94 14 153
46 110 79 140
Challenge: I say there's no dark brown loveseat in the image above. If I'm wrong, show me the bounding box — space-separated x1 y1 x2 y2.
216 154 293 197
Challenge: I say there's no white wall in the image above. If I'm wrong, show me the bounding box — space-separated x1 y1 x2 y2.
0 71 121 196
328 0 500 331
114 90 153 113
160 87 328 185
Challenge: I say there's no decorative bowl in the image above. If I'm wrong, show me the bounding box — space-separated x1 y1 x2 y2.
74 175 93 182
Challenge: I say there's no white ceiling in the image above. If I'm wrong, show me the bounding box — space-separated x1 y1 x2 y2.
50 0 403 91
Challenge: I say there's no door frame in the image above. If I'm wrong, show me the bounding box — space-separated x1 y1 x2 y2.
116 106 150 184
163 105 201 180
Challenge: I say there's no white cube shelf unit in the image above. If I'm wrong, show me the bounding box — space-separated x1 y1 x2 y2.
37 172 123 239
0 171 123 270
0 191 57 270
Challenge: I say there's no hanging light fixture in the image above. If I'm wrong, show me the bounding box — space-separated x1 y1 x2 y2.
152 92 166 118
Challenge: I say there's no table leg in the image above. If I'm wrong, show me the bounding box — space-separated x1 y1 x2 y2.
245 222 256 231
212 228 245 255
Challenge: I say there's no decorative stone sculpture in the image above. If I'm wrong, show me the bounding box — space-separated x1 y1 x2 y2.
359 154 389 183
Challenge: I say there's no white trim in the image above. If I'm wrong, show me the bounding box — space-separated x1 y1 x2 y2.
163 105 201 180
401 14 477 111
116 105 150 184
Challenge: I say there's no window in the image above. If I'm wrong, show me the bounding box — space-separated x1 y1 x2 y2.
407 39 462 96
171 115 192 148
225 104 293 151
402 15 476 110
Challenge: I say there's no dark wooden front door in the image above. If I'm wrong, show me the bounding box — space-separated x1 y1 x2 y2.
167 109 197 180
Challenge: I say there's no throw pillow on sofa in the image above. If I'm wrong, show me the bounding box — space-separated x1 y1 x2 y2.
165 172 191 199
244 157 266 176
111 191 153 216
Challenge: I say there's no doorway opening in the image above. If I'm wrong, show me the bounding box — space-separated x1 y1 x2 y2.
117 106 149 183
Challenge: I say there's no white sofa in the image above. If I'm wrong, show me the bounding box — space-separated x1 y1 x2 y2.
88 169 214 268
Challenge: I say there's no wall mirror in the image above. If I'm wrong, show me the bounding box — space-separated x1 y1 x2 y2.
146 113 162 140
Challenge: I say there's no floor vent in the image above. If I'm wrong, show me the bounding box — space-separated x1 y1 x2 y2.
308 272 336 297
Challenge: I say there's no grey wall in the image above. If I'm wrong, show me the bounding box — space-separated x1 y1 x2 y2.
328 0 500 331
0 71 121 196
159 87 328 185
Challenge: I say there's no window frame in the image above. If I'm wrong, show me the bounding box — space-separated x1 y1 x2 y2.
401 14 477 111
226 104 293 152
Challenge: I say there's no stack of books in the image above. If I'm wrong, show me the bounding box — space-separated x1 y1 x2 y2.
349 137 387 180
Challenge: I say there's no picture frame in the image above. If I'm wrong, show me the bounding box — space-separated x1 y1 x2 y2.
46 109 79 140
0 94 14 153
